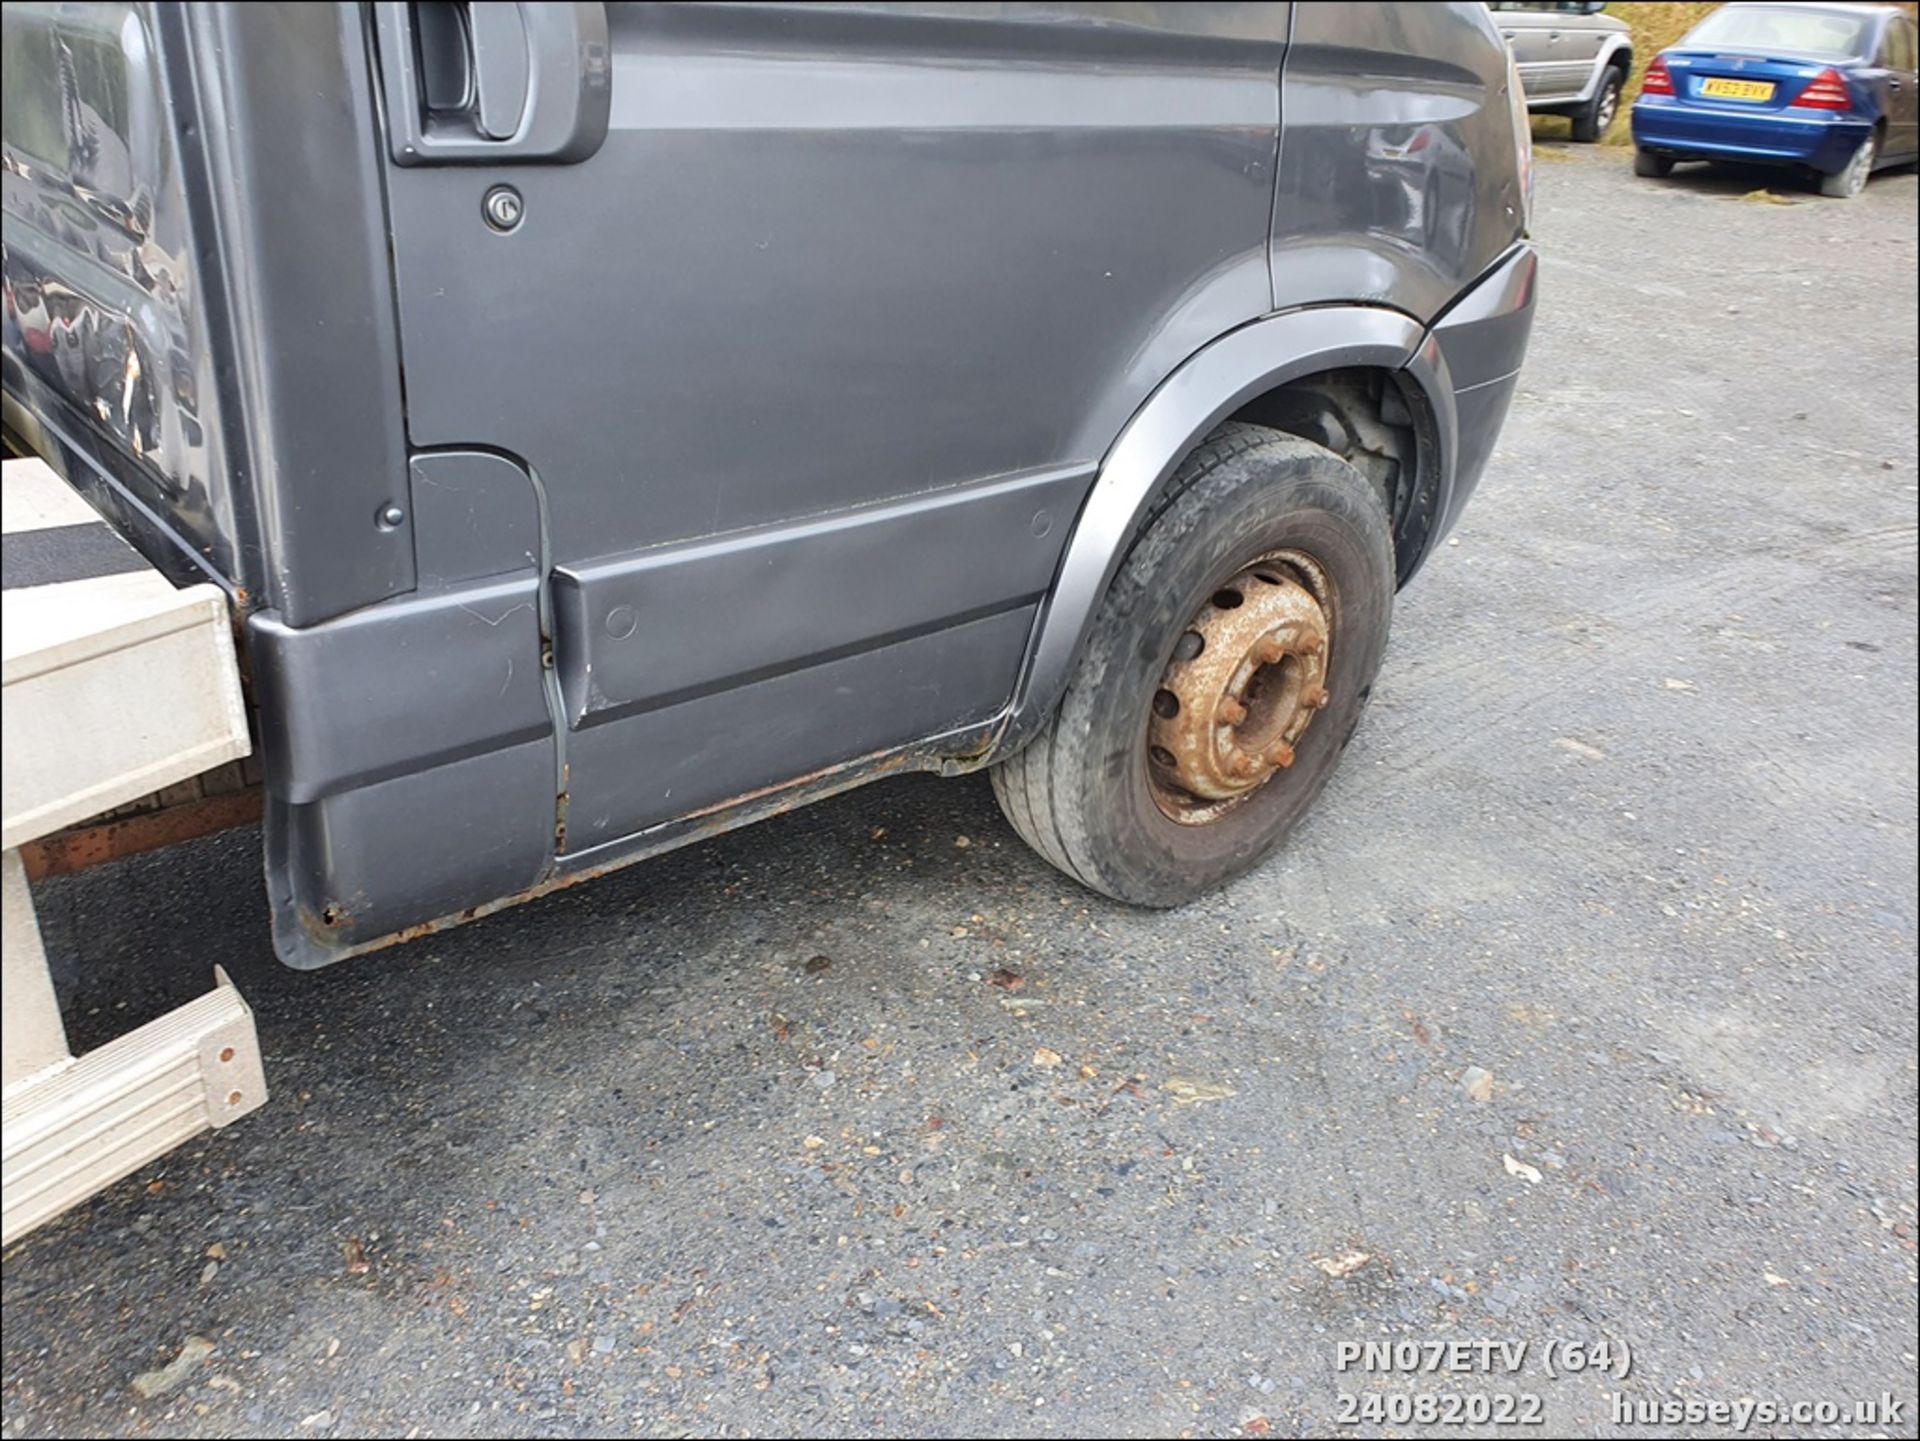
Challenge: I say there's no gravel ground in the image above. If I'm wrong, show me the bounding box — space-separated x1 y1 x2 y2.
3 146 1916 1440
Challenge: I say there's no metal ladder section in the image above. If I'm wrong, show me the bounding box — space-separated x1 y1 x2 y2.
2 456 265 1247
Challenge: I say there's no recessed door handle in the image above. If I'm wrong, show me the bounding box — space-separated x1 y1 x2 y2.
374 1 610 165
468 2 531 140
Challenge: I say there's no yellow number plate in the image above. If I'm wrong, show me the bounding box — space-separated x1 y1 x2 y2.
1700 78 1776 101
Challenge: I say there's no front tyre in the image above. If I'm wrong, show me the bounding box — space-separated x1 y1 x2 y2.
1819 130 1878 198
991 425 1395 907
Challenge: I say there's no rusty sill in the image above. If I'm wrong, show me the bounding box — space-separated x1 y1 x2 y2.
19 787 263 881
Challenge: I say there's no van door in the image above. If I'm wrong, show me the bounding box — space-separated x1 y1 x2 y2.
371 2 1287 859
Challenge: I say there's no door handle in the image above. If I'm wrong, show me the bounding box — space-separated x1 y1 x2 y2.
468 3 531 140
373 1 610 165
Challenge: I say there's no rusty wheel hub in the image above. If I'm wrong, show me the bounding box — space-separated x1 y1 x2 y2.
1147 552 1332 824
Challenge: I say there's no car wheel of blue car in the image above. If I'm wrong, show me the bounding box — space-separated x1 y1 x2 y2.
1820 131 1878 200
1633 150 1674 179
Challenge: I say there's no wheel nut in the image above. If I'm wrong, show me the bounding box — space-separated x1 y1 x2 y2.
1268 741 1295 769
1218 697 1248 726
1256 637 1284 664
1301 635 1324 656
1308 686 1331 710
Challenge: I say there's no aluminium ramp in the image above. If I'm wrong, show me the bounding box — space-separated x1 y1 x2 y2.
2 455 264 1247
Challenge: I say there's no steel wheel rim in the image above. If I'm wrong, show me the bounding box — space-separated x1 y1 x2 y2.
1146 548 1335 826
1596 80 1619 132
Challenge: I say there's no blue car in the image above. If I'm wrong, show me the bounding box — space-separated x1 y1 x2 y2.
1631 1 1920 197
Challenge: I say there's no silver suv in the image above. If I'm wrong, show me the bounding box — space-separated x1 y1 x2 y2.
1494 0 1636 140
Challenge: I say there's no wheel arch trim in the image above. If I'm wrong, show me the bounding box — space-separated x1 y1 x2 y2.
1583 36 1635 100
996 304 1457 756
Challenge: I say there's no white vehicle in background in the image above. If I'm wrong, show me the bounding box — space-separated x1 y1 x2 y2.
1493 0 1635 141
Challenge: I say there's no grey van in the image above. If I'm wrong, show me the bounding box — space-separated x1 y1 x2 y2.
0 2 1538 969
